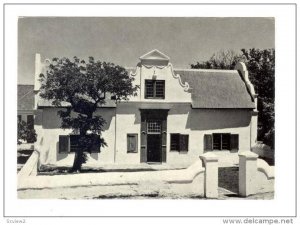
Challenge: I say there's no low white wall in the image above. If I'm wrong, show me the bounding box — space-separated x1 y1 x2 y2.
256 158 275 194
18 158 205 193
18 150 40 189
18 153 219 199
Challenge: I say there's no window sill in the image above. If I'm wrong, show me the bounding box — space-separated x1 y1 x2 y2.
145 97 165 100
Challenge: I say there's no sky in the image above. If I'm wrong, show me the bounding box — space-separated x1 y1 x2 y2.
18 17 275 84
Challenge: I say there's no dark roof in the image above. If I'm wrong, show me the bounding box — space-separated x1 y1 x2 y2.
174 69 255 108
18 85 34 111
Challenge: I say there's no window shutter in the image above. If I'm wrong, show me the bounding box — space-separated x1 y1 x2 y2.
204 134 213 151
140 116 147 162
127 134 138 153
179 134 189 152
230 134 239 150
170 133 180 151
161 119 167 162
90 135 101 153
59 135 69 153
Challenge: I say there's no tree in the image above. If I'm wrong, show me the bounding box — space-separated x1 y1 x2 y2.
18 120 37 144
191 49 242 70
39 57 139 172
191 49 275 149
241 48 275 149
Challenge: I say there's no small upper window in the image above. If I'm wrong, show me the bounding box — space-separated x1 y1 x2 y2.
145 80 165 99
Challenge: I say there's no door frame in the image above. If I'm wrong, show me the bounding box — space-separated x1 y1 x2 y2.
140 109 168 163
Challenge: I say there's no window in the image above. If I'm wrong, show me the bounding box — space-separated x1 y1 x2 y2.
18 115 22 122
147 120 161 134
59 135 101 153
204 133 239 151
127 134 138 153
145 80 165 99
212 133 230 150
170 133 189 152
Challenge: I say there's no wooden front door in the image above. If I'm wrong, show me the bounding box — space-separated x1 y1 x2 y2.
147 134 161 162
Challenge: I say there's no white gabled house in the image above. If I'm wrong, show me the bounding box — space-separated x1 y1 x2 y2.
33 49 258 167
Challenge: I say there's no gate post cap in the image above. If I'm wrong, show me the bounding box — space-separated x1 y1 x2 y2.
200 152 218 162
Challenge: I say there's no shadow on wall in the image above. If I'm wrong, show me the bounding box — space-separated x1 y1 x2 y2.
90 153 99 160
35 110 43 126
168 106 252 130
56 141 68 161
116 104 141 125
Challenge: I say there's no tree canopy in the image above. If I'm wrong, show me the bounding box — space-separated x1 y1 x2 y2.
191 48 275 149
17 120 37 145
39 57 139 171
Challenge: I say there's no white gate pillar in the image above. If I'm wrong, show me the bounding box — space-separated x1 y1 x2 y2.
239 151 258 197
200 152 218 198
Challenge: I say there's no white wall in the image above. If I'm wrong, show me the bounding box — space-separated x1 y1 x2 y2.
35 108 116 166
115 103 141 164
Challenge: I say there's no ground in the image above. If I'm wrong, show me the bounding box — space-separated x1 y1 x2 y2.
18 184 274 200
18 166 274 200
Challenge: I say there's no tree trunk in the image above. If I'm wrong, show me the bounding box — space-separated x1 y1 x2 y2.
70 114 93 173
71 150 84 172
70 133 86 173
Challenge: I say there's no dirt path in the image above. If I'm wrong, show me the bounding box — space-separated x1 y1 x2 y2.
18 184 273 200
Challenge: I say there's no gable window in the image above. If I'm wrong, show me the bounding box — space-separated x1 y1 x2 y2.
170 133 189 152
145 80 165 99
204 133 239 151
